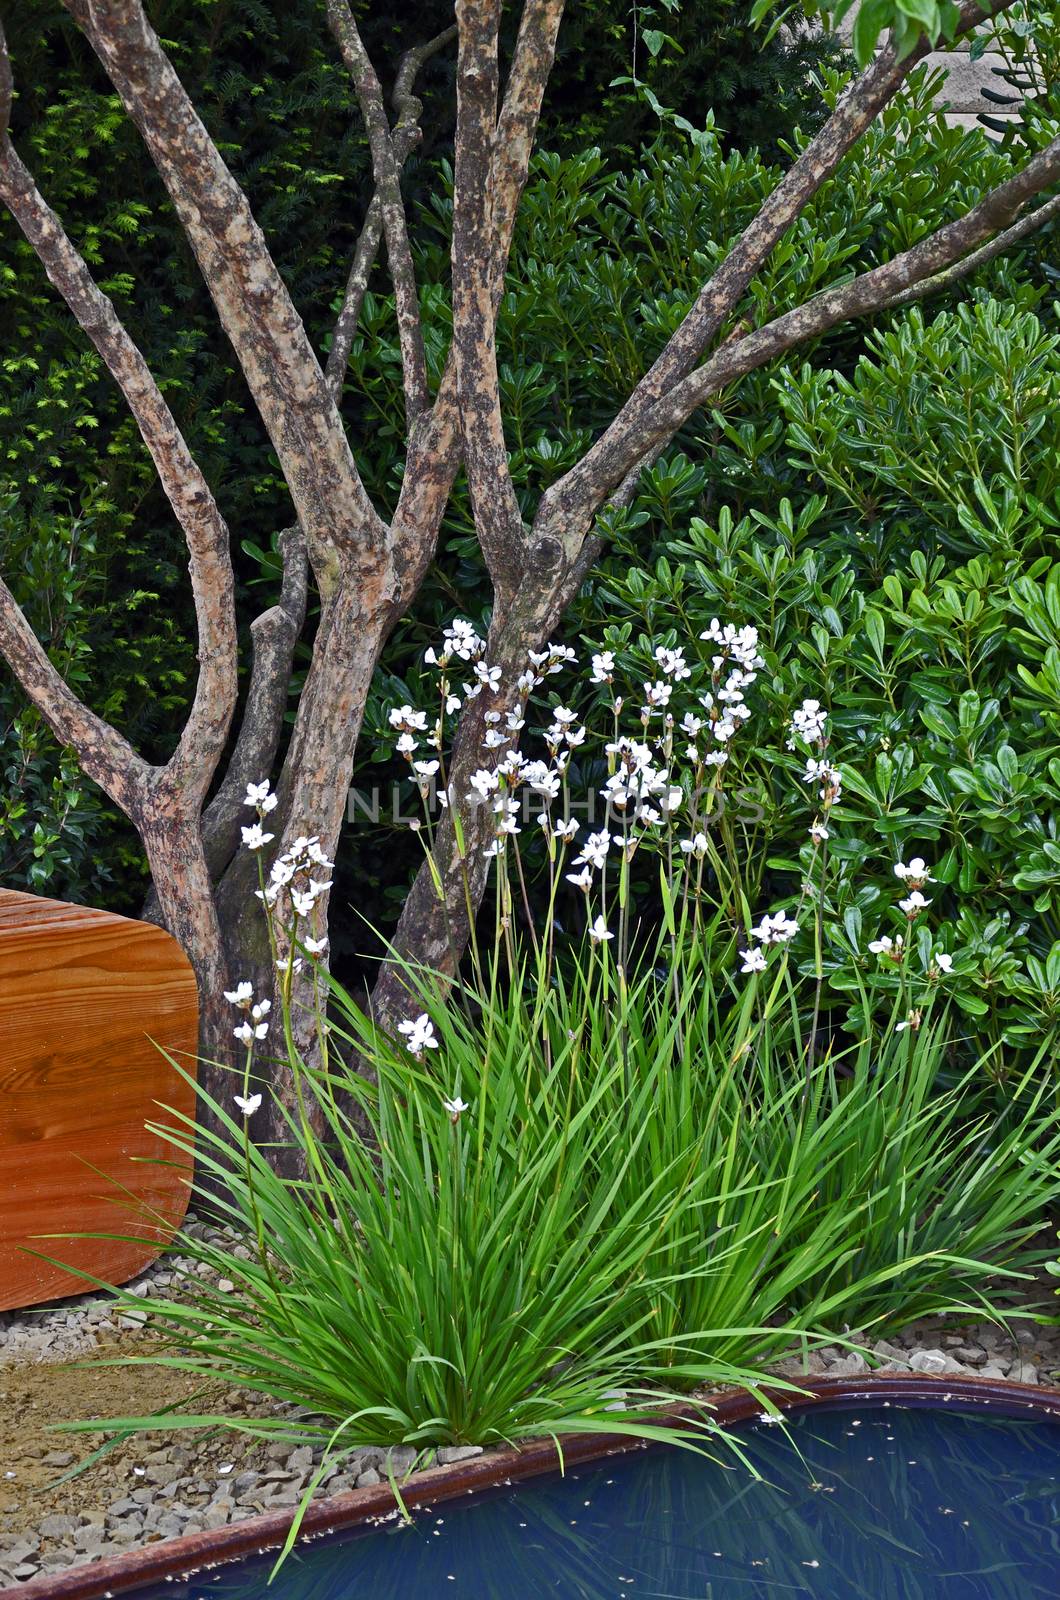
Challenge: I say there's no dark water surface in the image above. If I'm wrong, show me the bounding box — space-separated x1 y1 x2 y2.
130 1401 1060 1599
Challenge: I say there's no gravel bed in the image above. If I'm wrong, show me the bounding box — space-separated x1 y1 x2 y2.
2 1233 1059 1588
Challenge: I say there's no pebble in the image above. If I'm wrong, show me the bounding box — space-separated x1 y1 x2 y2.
436 1445 484 1465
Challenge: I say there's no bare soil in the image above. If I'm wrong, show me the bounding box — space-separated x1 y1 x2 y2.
0 1336 262 1529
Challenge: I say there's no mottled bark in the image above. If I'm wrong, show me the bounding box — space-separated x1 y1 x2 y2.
326 0 430 423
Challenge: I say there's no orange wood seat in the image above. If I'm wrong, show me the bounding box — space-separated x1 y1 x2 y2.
0 887 197 1311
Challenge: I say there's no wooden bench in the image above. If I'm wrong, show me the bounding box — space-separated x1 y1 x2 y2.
0 888 197 1311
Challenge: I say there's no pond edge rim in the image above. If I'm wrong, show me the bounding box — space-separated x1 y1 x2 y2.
5 1371 1060 1600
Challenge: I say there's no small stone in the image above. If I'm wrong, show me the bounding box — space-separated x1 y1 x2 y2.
106 1497 141 1518
826 1352 868 1377
1010 1361 1039 1385
908 1349 962 1376
40 1451 75 1468
217 1280 236 1294
436 1445 483 1465
980 1363 1007 1378
356 1468 381 1488
38 1514 79 1538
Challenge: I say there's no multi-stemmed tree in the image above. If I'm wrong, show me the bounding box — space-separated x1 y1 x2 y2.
1 0 1058 1137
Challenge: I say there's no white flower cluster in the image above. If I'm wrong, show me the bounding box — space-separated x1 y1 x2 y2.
787 697 828 750
223 980 271 1048
739 908 799 974
241 785 335 922
694 618 764 757
867 856 952 983
802 757 843 809
398 1013 439 1058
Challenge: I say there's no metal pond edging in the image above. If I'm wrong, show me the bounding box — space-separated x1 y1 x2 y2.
4 1372 1060 1600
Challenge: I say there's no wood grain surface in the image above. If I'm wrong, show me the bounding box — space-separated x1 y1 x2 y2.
0 888 198 1311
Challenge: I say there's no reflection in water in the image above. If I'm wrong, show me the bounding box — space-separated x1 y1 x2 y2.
131 1402 1060 1599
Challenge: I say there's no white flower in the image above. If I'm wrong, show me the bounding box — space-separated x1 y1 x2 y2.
789 698 828 747
223 981 254 1008
234 1093 262 1117
681 712 704 737
809 821 830 844
867 934 904 957
566 866 593 891
468 768 499 802
899 890 931 916
933 951 954 974
750 909 799 946
291 889 316 918
555 818 579 842
588 916 614 943
413 760 440 780
241 823 274 851
388 705 429 732
526 764 559 799
896 1009 922 1033
445 693 462 714
234 1019 268 1044
591 651 615 683
251 1000 270 1023
474 661 502 692
483 729 508 749
244 781 278 814
680 833 709 859
442 1095 469 1121
699 618 764 673
303 935 328 956
703 751 728 768
654 645 691 681
642 680 672 710
395 733 418 758
894 856 936 884
444 618 486 661
573 830 611 870
277 954 304 974
398 1013 439 1055
740 948 767 974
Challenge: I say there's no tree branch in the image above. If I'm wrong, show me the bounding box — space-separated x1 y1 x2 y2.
877 189 1060 312
325 25 456 401
490 0 565 291
0 131 237 806
0 579 150 811
325 0 430 423
388 3 566 590
539 0 1015 546
630 136 1060 476
64 0 387 590
452 0 526 605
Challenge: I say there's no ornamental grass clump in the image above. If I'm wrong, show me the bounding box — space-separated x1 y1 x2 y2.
75 615 1060 1506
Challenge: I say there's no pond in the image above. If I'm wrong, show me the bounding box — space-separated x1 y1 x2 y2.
124 1399 1060 1599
